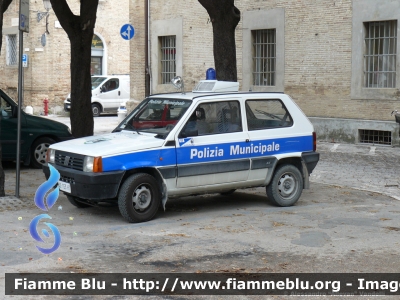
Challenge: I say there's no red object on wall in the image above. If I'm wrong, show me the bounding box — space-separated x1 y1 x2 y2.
43 98 49 116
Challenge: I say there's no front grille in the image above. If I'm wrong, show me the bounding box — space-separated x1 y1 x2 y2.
55 151 84 171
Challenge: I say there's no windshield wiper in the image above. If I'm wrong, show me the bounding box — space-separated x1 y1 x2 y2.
255 109 282 121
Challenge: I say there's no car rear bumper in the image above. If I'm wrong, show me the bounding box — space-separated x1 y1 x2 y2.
301 151 319 174
43 163 125 200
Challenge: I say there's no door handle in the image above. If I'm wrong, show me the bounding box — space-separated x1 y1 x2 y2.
118 91 120 96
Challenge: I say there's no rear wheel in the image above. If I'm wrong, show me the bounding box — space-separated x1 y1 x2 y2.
266 164 303 207
92 104 101 117
118 173 161 223
30 137 55 168
67 195 91 208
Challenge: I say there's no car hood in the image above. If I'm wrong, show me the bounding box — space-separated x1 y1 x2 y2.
50 132 164 157
25 114 71 134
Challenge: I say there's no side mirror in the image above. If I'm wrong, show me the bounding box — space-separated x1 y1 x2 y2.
100 86 105 93
11 106 18 118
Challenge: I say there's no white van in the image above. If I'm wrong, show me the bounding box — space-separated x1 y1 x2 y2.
64 75 130 117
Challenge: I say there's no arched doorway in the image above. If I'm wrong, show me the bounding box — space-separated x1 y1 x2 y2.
91 34 106 75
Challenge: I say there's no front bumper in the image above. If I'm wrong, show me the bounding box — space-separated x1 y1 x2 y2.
64 102 71 112
43 163 125 200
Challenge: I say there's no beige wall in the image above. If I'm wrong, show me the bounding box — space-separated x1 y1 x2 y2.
130 0 400 122
0 0 130 114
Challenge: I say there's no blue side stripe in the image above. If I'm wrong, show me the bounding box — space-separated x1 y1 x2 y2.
102 135 313 172
102 148 176 172
177 135 313 164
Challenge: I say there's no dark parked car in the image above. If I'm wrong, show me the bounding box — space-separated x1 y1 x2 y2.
0 89 73 168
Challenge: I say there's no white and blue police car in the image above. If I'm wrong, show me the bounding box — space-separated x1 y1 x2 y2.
43 78 319 223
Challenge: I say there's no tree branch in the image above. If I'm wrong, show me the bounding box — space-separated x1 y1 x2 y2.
49 0 76 37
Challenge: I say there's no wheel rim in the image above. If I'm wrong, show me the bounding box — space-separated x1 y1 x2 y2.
93 106 99 115
34 142 50 165
277 172 298 199
132 184 152 211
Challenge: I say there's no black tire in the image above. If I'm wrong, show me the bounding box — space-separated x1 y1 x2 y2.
266 164 303 207
92 104 101 117
220 189 236 196
67 195 91 208
118 173 161 223
30 137 55 168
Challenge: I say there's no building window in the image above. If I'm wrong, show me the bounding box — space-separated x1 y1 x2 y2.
364 21 397 88
253 29 276 86
242 8 284 92
91 57 102 75
6 35 17 66
91 34 104 75
160 35 176 84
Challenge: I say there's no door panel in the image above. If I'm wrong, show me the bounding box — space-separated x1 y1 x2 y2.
175 100 250 188
98 78 120 109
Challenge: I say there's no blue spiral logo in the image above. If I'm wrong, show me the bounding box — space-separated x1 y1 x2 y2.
30 164 62 254
34 164 60 211
29 214 62 254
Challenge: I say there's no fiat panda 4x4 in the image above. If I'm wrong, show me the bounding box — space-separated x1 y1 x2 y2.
43 80 319 223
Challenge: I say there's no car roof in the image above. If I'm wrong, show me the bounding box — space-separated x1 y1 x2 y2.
148 91 285 101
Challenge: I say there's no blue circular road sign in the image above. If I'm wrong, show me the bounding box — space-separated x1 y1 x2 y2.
120 24 135 40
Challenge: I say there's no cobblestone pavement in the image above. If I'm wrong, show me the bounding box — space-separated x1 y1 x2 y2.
311 142 400 200
2 117 400 299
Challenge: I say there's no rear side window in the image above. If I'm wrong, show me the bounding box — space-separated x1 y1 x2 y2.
246 99 293 130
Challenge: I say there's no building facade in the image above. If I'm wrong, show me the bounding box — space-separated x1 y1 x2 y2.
130 0 400 146
1 0 130 114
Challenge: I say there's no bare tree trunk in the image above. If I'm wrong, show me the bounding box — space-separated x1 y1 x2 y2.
198 0 240 81
0 0 14 197
50 0 98 138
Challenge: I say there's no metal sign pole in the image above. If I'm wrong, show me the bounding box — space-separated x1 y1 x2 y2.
15 30 23 198
16 0 29 198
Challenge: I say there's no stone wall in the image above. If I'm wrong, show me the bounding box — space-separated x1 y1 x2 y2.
129 0 400 122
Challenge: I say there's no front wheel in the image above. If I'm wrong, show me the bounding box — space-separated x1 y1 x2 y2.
118 173 161 223
266 164 303 207
92 104 101 117
30 137 55 168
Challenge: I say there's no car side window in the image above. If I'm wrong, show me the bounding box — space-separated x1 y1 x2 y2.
0 96 12 118
181 101 242 137
246 99 293 131
102 79 119 92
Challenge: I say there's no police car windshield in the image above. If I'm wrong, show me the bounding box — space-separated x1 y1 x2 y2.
114 98 192 137
91 77 107 90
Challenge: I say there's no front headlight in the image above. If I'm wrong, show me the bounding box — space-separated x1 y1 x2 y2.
46 148 55 163
83 156 102 173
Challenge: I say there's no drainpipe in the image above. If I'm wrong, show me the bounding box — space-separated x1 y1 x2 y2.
144 0 150 97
